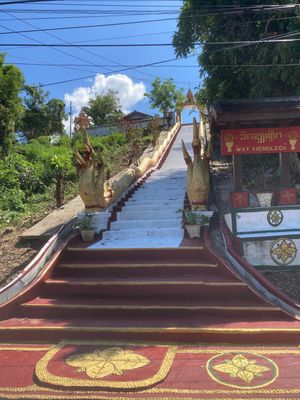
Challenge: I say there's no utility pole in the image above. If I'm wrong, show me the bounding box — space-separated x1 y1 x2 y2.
69 101 72 137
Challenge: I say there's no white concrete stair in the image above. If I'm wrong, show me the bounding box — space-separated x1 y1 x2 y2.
116 209 181 221
110 219 181 230
89 125 193 249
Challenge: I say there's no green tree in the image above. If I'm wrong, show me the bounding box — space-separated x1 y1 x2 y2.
82 90 124 126
173 1 300 102
20 85 67 140
46 98 67 136
50 153 74 208
145 78 185 116
0 54 24 157
21 85 48 140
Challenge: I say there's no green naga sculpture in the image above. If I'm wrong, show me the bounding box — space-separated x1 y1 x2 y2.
74 112 112 211
181 117 210 210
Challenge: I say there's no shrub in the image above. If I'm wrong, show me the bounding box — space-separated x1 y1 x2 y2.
0 188 26 212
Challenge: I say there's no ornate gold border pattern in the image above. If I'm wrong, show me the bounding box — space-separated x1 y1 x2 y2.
35 341 177 390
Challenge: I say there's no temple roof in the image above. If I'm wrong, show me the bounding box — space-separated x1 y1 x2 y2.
123 110 153 120
210 97 300 130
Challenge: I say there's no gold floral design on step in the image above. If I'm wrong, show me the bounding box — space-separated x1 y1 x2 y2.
270 238 297 265
66 347 150 379
34 341 177 390
212 354 269 383
206 352 279 389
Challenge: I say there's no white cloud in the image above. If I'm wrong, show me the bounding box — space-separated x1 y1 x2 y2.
64 73 146 133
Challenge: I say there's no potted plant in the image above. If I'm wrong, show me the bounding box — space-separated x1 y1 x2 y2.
73 212 96 241
180 209 210 239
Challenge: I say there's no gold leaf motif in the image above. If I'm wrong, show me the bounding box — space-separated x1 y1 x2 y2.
213 354 270 384
237 369 254 383
66 347 150 379
213 361 240 377
232 354 249 369
270 239 297 265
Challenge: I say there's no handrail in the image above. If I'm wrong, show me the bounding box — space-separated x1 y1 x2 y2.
221 218 300 319
0 221 73 306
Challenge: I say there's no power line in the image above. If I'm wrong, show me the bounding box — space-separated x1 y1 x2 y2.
0 0 181 3
1 4 299 35
0 0 68 4
2 39 300 47
34 55 197 87
1 9 159 82
0 11 100 76
0 17 177 35
3 8 177 85
6 62 300 68
2 9 186 85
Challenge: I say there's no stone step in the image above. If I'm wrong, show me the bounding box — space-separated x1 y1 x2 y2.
140 185 185 191
116 209 181 220
141 188 185 192
102 228 183 241
111 219 181 230
130 193 184 201
124 201 183 208
90 235 184 249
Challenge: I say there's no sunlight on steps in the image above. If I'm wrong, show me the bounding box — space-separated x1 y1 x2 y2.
89 126 193 249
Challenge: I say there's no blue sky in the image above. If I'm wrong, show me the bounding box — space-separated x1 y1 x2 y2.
0 0 201 128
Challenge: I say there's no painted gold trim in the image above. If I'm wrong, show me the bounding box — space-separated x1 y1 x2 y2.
35 341 177 389
176 348 300 355
2 385 300 395
58 262 218 268
0 395 298 400
0 341 297 353
66 246 204 252
22 303 281 311
45 280 242 286
0 346 50 351
0 326 299 334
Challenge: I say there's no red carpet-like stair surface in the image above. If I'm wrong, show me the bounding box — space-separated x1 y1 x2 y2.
1 238 299 344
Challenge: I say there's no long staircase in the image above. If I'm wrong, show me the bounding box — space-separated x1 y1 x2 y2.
0 125 299 344
90 124 189 249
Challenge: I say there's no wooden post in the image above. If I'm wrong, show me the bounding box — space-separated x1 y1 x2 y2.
279 121 291 187
233 154 243 191
279 152 291 187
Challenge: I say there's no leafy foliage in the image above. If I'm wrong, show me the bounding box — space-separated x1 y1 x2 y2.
181 209 210 225
73 212 95 231
145 78 185 115
82 90 124 126
0 53 24 157
173 1 300 102
19 85 67 140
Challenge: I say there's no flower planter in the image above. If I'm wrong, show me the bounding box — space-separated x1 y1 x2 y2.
256 192 273 208
80 230 96 242
185 224 201 239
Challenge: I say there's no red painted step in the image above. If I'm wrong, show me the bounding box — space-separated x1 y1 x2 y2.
54 261 224 279
0 229 295 344
0 315 297 343
60 247 213 265
17 296 284 319
42 277 260 301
